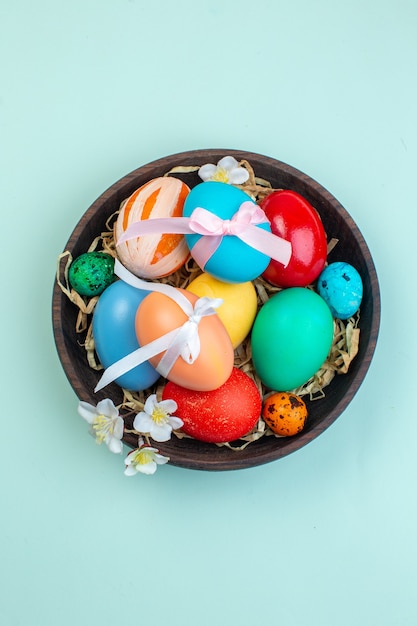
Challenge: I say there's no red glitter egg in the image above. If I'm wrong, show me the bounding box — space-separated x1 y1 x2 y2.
162 368 262 443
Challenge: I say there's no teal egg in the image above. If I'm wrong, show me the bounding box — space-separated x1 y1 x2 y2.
317 262 363 320
182 181 271 283
251 287 334 391
69 252 115 297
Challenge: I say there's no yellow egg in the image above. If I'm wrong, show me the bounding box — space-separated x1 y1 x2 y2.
187 273 258 348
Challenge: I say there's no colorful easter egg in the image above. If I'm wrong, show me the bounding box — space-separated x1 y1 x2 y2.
69 251 115 297
251 287 334 391
186 272 258 348
262 392 308 436
115 176 190 279
92 280 160 391
135 289 234 391
162 368 262 443
261 190 327 287
182 181 272 283
317 262 363 319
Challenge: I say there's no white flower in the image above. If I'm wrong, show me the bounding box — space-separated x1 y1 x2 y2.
124 445 169 476
78 398 124 454
133 394 183 442
198 156 249 185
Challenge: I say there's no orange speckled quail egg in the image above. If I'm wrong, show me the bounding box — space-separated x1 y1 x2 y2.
262 392 308 436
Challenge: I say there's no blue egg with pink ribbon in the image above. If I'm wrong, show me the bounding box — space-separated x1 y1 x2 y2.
182 182 291 283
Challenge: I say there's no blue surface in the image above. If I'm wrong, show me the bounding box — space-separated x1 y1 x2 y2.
1 2 416 625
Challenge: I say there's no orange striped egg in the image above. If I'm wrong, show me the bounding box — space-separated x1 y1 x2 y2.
115 177 190 279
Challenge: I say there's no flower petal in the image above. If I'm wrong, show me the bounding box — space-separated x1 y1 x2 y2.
158 398 178 414
136 461 157 475
154 453 170 465
229 168 249 184
124 450 137 465
77 401 96 424
124 465 138 476
113 416 125 440
133 412 154 433
168 415 184 430
96 398 119 418
217 156 239 171
107 436 123 454
198 164 217 181
143 394 157 416
150 422 173 442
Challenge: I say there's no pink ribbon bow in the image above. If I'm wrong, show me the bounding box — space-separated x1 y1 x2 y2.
117 200 292 268
187 202 291 269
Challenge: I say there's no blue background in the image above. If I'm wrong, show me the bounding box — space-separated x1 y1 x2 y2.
1 1 416 624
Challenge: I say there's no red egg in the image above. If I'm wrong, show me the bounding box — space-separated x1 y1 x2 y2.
162 368 262 443
261 190 327 287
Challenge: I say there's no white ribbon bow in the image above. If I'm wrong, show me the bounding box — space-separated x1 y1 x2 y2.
94 260 223 392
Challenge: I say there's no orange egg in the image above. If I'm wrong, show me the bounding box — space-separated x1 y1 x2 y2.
115 177 190 279
135 289 234 391
262 392 308 436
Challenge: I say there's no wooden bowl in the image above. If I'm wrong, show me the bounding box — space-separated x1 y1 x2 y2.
52 149 380 471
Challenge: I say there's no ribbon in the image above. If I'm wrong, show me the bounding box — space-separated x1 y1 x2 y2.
94 259 223 392
117 201 292 269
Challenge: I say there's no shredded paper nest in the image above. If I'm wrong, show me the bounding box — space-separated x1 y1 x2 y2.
56 159 360 449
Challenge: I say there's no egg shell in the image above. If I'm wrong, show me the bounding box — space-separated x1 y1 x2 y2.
162 368 262 443
262 392 308 436
317 261 363 319
261 190 328 288
182 181 271 283
251 287 334 391
68 252 115 297
186 272 257 348
115 176 190 279
135 289 234 391
92 280 160 391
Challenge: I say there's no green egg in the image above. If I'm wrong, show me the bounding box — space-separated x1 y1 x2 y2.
251 287 334 391
68 252 115 297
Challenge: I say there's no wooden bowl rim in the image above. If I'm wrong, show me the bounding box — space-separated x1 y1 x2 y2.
52 149 381 471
